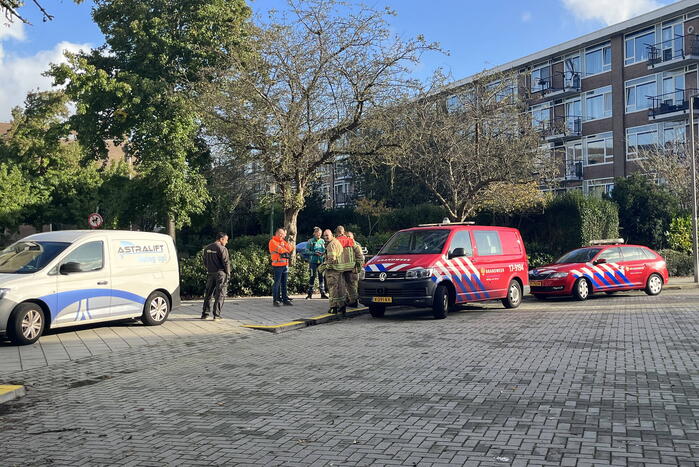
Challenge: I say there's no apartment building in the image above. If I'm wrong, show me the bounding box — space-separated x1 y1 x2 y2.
442 0 699 196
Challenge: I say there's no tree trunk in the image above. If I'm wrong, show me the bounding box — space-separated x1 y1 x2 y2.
167 216 176 243
284 207 299 245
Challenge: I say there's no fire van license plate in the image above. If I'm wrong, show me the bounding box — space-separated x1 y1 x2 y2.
530 280 542 287
373 297 392 303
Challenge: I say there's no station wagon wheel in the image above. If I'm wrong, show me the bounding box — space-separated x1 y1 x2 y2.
8 303 45 345
502 280 522 309
645 273 663 296
572 278 590 301
141 291 170 326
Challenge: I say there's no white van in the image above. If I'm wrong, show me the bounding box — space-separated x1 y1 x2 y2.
0 230 180 345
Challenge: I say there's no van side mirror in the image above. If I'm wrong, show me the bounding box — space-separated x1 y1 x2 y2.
60 262 82 275
449 247 466 259
594 258 607 265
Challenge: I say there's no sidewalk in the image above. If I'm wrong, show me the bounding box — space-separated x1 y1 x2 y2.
666 276 699 289
181 294 367 333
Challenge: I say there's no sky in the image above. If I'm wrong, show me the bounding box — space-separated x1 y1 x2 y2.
0 0 679 120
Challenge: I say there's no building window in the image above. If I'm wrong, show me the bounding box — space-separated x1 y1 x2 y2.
585 178 615 197
584 132 614 166
625 76 657 113
626 124 659 160
531 104 550 129
563 55 581 87
585 43 611 76
662 122 686 147
446 94 462 113
585 86 612 120
625 28 656 65
661 71 685 105
531 63 550 93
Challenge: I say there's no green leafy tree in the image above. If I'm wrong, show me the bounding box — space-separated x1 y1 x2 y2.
666 216 693 254
49 0 251 239
0 163 33 227
610 174 682 249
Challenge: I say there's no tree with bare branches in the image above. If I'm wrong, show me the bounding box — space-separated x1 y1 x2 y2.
201 0 438 242
638 141 698 212
361 72 557 221
0 0 72 24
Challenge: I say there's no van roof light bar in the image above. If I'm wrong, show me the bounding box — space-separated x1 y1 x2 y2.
418 221 476 227
588 238 624 245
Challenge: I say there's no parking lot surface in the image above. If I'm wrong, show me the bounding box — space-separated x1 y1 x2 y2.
1 289 698 466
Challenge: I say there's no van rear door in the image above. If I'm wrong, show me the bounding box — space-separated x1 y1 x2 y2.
53 238 112 325
471 229 508 298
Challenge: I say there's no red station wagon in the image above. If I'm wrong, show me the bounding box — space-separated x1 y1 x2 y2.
528 240 669 301
359 223 529 319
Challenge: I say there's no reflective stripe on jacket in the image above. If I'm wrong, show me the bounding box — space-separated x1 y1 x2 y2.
269 236 294 267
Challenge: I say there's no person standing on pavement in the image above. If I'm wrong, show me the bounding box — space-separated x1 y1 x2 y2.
269 227 295 307
305 227 328 299
346 231 365 307
321 228 356 314
201 232 230 320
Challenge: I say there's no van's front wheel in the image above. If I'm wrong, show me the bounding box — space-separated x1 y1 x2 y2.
8 303 45 345
502 280 522 309
432 285 451 319
142 291 170 326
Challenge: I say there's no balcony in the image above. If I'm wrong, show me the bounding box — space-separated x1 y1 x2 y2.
647 88 699 122
533 71 581 100
542 116 582 142
647 34 699 71
564 160 583 181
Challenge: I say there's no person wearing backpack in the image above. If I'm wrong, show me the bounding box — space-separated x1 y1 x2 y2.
305 226 328 299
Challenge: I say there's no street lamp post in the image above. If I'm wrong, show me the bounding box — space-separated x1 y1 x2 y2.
689 95 699 283
269 183 276 237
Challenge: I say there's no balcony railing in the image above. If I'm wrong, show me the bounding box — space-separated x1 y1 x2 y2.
564 160 583 180
648 88 699 119
648 34 699 66
533 71 581 97
541 115 582 141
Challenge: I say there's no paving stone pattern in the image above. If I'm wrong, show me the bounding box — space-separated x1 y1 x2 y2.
1 290 699 466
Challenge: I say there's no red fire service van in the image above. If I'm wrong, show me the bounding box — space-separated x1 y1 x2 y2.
359 223 529 319
528 239 669 301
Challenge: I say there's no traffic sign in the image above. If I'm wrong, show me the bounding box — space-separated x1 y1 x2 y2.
88 213 104 229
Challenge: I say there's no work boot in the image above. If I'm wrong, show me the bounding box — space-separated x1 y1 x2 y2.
328 307 337 314
347 300 358 308
305 292 313 299
339 305 347 317
273 301 281 307
320 292 329 299
283 300 293 306
200 313 209 320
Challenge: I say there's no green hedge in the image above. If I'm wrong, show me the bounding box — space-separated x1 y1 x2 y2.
658 249 694 277
180 247 310 297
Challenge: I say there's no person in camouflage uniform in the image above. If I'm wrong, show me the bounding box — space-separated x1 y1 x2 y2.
344 231 365 307
320 228 356 314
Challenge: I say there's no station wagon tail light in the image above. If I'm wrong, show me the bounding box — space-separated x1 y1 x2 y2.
0 288 10 299
549 272 569 279
405 268 434 279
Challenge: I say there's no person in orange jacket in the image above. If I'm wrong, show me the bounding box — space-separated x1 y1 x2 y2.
269 227 295 307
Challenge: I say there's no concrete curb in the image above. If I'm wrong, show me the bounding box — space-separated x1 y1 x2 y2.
0 385 25 404
242 307 368 334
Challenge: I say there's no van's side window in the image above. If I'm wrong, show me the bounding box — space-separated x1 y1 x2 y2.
449 230 473 257
473 231 503 256
61 241 104 273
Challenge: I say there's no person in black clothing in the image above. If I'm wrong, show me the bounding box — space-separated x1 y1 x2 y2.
201 232 230 320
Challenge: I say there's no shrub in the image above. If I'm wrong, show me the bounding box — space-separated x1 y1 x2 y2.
658 249 694 277
179 247 310 297
526 243 556 268
229 234 271 251
666 216 693 254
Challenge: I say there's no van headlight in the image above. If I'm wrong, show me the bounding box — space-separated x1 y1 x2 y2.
549 272 568 279
359 269 366 280
0 288 10 300
405 268 433 279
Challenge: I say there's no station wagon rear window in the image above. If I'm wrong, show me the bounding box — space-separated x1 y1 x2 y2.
379 229 449 255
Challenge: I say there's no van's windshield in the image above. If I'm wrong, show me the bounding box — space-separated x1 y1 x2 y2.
379 229 449 255
0 241 70 274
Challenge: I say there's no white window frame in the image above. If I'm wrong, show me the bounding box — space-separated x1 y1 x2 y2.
625 27 656 66
584 42 612 77
584 178 615 197
531 103 551 129
584 85 612 121
661 122 687 146
625 75 657 113
531 63 551 93
626 124 659 160
584 132 614 166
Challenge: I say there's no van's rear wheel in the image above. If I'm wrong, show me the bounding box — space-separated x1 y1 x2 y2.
369 304 385 318
8 303 45 345
141 291 170 326
502 280 522 309
432 285 450 319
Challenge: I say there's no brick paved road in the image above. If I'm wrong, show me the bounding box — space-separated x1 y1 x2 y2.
1 290 698 466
